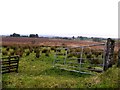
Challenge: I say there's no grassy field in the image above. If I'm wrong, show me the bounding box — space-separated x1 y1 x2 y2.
2 47 119 88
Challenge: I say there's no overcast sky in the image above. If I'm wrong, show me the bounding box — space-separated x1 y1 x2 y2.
0 0 119 38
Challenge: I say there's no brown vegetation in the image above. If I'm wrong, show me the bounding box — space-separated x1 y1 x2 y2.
1 37 104 47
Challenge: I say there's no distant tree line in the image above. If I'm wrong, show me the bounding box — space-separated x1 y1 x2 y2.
10 33 39 38
76 36 107 42
10 33 20 37
9 33 107 42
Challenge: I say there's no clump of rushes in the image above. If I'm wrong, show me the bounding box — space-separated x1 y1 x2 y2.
56 49 61 53
41 48 50 57
86 54 93 59
67 53 75 58
14 47 23 57
29 47 33 53
83 48 91 55
23 45 29 50
19 46 24 52
2 50 8 56
35 49 40 58
92 51 101 58
45 52 49 57
15 50 23 57
10 46 17 51
34 46 39 53
41 45 44 47
6 47 10 51
42 49 50 53
26 50 30 56
36 53 40 58
75 48 82 52
93 58 100 64
3 45 7 48
10 51 15 56
51 46 56 51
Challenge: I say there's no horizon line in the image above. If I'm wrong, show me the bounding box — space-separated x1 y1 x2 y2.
0 34 118 39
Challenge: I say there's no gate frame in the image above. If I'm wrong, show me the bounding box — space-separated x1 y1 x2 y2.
1 55 20 74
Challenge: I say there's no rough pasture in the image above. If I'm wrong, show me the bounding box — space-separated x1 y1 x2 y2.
0 37 119 88
1 37 104 47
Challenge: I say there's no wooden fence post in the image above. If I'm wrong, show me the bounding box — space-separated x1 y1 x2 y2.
8 56 11 73
16 56 20 73
104 38 115 71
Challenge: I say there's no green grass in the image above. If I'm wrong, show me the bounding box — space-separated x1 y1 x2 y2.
2 59 119 88
2 47 119 88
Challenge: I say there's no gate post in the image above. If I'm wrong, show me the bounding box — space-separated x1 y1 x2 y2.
104 38 115 71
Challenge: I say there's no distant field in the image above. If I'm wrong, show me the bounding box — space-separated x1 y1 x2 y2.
1 37 106 48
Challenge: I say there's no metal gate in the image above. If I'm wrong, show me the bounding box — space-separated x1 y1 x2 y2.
53 38 115 74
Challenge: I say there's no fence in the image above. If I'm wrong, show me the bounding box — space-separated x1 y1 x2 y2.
1 55 20 74
53 38 115 74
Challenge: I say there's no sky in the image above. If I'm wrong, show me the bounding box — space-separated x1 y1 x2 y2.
0 0 119 38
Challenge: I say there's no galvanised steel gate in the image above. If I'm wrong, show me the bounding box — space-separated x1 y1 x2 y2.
53 38 115 74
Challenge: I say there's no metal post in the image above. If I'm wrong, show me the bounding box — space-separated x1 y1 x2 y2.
64 48 67 65
79 47 84 71
53 49 57 67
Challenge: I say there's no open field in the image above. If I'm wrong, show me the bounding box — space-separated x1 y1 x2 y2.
0 37 119 88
